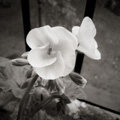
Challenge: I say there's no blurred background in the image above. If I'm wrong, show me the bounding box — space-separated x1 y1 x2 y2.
0 0 120 112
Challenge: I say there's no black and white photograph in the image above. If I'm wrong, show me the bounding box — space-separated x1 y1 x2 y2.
0 0 120 120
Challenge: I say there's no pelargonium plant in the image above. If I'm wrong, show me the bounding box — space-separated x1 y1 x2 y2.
0 17 101 120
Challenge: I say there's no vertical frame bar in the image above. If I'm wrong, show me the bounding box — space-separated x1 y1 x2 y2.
74 0 96 73
37 0 42 27
84 0 96 18
21 0 31 51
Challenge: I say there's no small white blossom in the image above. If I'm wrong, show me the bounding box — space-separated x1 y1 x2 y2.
72 17 101 60
67 99 81 116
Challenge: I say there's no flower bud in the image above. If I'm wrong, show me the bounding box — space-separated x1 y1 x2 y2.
11 58 29 66
69 72 87 88
55 78 65 94
45 78 65 94
21 52 29 58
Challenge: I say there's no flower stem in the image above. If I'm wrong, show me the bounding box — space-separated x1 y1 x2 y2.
28 94 71 118
17 74 38 120
28 95 61 118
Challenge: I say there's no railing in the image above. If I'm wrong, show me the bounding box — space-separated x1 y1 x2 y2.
21 0 31 51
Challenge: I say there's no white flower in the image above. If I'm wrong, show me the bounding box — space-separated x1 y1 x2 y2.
67 99 81 118
26 26 78 80
72 17 101 60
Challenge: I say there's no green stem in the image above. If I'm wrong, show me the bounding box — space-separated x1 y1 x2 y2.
29 95 61 118
17 74 38 120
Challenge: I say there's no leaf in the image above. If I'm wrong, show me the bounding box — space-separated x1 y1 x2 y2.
60 94 71 104
2 100 19 113
27 76 86 119
0 91 15 107
0 109 12 120
21 87 50 119
0 57 31 100
61 76 87 100
29 110 52 120
56 100 70 115
20 86 78 120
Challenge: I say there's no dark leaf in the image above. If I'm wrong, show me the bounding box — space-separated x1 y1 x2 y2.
60 94 71 104
0 109 12 120
56 101 69 115
57 102 62 113
24 87 50 118
0 91 15 107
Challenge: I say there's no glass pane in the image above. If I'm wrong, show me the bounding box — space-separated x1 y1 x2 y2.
0 0 25 59
81 0 120 112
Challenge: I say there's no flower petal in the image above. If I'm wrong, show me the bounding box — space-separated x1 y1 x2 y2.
78 17 96 40
79 38 98 49
74 17 101 60
54 38 76 76
26 25 59 49
28 44 56 68
34 51 65 80
51 26 78 49
72 26 80 36
77 45 101 60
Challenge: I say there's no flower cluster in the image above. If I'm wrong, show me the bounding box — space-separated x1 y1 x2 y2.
25 17 101 80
